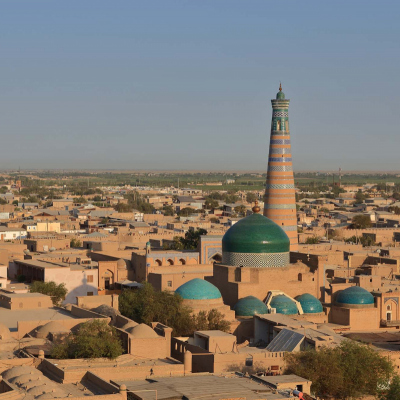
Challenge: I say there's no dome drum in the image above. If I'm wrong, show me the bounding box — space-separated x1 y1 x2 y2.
222 251 289 268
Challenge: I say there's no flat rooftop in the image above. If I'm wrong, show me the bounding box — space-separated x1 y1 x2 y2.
114 374 293 400
0 307 78 331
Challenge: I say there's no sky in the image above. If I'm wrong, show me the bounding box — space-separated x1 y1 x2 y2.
1 1 399 172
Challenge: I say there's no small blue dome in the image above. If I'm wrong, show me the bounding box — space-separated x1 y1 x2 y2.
270 295 298 315
233 296 268 317
336 286 374 307
295 293 323 314
175 279 222 300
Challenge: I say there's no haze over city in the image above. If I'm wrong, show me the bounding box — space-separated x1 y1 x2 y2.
1 1 399 171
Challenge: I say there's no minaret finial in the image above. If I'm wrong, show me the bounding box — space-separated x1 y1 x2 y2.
252 201 261 214
279 82 282 92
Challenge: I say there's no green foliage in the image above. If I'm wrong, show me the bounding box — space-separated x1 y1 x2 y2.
167 228 207 250
17 274 26 283
204 198 219 209
355 191 368 203
345 235 376 247
210 217 219 223
388 206 400 215
119 283 230 336
70 238 82 248
30 281 67 306
285 340 394 400
234 205 247 217
119 283 193 336
378 375 400 400
51 319 123 359
73 196 87 204
245 193 257 203
114 203 133 213
92 195 102 202
125 192 155 214
162 205 174 216
178 207 196 217
0 198 7 205
319 207 330 214
12 200 18 206
351 214 372 229
305 236 320 244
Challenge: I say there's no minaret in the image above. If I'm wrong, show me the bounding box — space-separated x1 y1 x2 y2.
263 84 298 251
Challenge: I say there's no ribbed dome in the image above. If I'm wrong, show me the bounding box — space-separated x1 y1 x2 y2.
233 296 268 317
295 293 323 314
336 286 374 307
176 278 222 300
270 295 298 315
222 213 289 254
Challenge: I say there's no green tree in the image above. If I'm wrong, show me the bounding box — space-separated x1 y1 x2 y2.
73 196 87 204
70 238 82 248
379 375 400 400
30 281 67 306
162 205 174 216
210 217 219 223
305 236 320 244
114 203 133 213
234 205 247 217
319 207 330 214
119 283 193 336
51 319 123 359
178 207 196 217
351 214 372 229
285 340 394 400
0 198 7 205
204 198 219 209
180 228 207 250
92 195 102 202
246 193 257 203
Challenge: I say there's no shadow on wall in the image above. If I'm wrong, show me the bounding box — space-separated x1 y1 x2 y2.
63 275 98 305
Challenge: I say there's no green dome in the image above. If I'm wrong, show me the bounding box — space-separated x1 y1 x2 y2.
336 286 374 307
222 213 289 254
270 295 298 315
175 278 221 300
295 293 323 314
276 91 285 100
233 296 268 317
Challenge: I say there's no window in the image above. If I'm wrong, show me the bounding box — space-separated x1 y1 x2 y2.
87 292 94 296
167 281 172 287
167 259 174 266
87 275 93 283
155 259 162 266
0 283 2 288
245 357 253 367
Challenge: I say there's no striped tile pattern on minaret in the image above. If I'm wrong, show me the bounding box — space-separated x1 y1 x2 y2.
263 84 298 251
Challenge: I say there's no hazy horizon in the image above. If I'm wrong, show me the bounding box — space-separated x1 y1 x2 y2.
1 1 399 171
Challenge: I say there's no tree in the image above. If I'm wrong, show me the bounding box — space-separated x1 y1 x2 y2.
204 198 219 210
319 207 330 214
180 228 207 250
163 205 174 216
305 236 320 244
93 195 102 202
119 283 230 336
114 203 133 213
178 207 196 217
73 196 87 204
70 238 82 248
210 217 219 223
379 375 400 400
0 198 7 205
119 283 193 336
51 319 123 359
285 340 394 399
234 205 247 217
30 281 67 306
351 214 372 229
246 193 257 203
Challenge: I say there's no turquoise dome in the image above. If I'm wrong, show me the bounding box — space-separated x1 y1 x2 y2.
222 213 289 254
336 286 374 307
270 295 298 315
175 278 222 300
233 296 268 317
295 293 323 314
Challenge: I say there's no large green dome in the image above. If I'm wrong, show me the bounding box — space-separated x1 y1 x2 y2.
222 213 290 268
270 295 298 315
175 278 221 300
223 213 289 254
295 293 323 314
233 296 268 317
336 286 374 308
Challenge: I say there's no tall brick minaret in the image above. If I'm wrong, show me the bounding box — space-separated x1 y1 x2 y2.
263 84 298 251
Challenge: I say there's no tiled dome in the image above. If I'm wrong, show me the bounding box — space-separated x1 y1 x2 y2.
270 294 298 315
233 296 268 317
336 286 374 307
295 293 323 314
175 278 222 300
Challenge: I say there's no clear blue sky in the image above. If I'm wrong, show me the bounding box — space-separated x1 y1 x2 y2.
1 1 399 171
